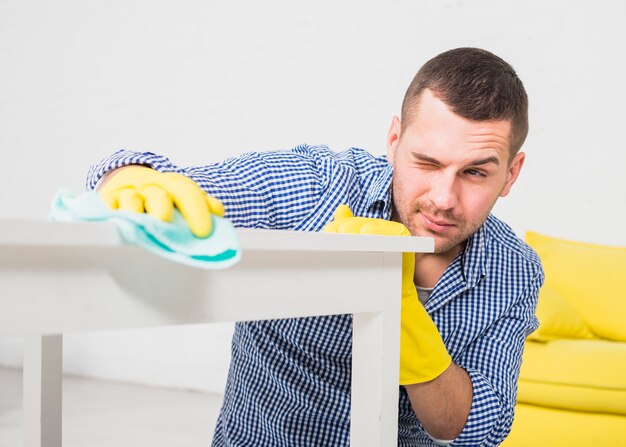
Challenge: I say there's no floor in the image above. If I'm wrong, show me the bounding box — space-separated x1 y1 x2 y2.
0 368 223 446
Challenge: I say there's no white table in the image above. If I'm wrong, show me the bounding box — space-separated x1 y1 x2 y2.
0 220 434 447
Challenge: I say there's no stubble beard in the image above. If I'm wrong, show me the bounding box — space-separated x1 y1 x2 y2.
391 191 490 255
404 204 473 255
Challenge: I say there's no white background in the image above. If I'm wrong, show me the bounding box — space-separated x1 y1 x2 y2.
1 0 625 393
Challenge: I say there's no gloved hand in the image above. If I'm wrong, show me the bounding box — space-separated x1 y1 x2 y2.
323 205 452 384
99 165 224 238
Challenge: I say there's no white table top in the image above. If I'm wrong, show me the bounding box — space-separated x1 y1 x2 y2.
0 219 434 336
0 219 434 252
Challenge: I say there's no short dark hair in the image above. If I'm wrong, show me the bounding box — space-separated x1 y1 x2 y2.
401 47 529 156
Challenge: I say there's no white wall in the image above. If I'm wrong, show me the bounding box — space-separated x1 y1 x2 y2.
1 0 625 393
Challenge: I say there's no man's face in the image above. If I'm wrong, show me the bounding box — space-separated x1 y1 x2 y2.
387 89 525 255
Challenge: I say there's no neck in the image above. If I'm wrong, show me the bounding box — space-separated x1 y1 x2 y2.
413 244 463 288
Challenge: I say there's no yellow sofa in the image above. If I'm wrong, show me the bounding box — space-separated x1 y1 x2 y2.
502 232 626 447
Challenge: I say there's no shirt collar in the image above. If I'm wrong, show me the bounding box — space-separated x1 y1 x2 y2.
425 221 491 312
459 218 491 289
365 162 393 218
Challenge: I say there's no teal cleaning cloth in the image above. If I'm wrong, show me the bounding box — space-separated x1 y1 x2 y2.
49 189 241 269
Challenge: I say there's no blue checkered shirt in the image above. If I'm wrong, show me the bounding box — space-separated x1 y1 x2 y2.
88 144 543 446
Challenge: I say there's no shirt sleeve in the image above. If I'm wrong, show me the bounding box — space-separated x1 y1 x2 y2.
86 146 336 229
449 270 543 446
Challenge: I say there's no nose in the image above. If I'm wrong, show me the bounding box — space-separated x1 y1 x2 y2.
428 172 458 211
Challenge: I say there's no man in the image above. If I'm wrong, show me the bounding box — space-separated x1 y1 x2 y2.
92 48 543 446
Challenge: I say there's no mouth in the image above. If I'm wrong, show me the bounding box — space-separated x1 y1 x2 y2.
420 212 456 233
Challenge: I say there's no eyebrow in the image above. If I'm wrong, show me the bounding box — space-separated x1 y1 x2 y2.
470 156 500 167
411 152 500 167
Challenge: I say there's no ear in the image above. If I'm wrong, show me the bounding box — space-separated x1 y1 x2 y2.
386 116 402 164
500 152 526 197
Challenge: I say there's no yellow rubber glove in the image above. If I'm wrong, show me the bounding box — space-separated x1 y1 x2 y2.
323 205 452 384
99 165 224 238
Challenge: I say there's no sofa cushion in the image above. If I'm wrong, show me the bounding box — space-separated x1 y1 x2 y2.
519 340 626 415
527 284 596 342
525 231 626 342
501 403 626 447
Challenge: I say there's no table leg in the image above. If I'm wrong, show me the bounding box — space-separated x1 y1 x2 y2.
351 311 384 446
349 252 401 446
351 310 401 446
23 335 63 447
